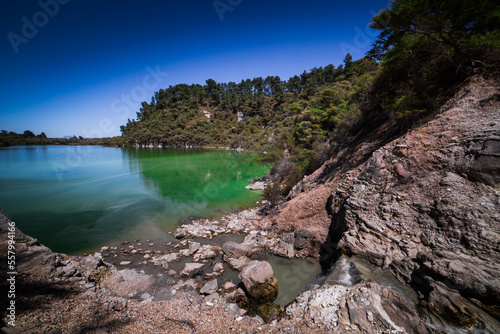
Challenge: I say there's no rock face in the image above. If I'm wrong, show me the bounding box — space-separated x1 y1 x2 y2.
287 282 430 333
323 77 500 324
239 261 278 303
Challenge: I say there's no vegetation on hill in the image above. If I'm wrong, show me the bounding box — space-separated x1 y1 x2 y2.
119 55 379 202
119 0 499 205
0 130 116 147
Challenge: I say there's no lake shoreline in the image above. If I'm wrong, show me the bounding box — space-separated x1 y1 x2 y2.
0 206 327 333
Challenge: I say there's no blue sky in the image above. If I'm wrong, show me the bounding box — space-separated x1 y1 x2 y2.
0 0 389 138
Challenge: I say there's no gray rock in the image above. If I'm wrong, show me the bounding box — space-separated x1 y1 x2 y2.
227 256 251 271
101 269 154 298
222 241 253 259
226 288 246 303
193 244 220 262
272 240 295 259
294 229 313 249
223 281 237 291
188 241 201 255
281 232 295 245
227 303 240 317
180 263 205 277
245 181 266 190
287 282 430 333
213 262 224 273
200 279 218 295
152 253 181 268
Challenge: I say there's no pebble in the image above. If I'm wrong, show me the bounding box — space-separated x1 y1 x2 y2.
120 261 131 265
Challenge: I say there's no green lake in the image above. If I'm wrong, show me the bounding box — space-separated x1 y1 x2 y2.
0 146 269 254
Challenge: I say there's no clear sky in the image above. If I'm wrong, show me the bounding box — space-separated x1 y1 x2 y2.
0 0 389 138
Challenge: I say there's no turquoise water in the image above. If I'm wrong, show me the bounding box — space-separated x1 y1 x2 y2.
0 146 269 254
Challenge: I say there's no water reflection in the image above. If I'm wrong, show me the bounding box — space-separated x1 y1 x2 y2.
122 148 267 224
0 146 269 254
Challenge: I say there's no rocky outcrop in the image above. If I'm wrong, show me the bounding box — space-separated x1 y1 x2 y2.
239 261 279 303
287 281 430 333
323 77 500 324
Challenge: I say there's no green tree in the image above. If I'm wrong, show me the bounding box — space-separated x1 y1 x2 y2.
343 53 353 75
22 130 35 138
368 0 500 115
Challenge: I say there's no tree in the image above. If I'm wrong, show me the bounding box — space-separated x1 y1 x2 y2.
206 79 220 106
344 53 354 71
368 0 500 114
22 130 35 138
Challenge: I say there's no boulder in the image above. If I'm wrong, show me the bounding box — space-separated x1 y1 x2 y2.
222 241 252 259
239 261 278 303
102 269 154 298
226 288 246 303
294 229 313 250
223 281 237 291
200 279 218 295
272 240 295 259
227 256 251 271
193 245 220 262
188 241 201 255
213 262 224 273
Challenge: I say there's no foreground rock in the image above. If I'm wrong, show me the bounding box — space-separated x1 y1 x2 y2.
287 281 430 333
239 261 278 303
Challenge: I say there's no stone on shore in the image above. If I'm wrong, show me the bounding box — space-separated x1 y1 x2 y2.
200 279 218 295
222 241 252 259
227 256 251 271
245 181 266 190
180 263 205 277
193 244 220 262
239 261 278 303
102 269 154 299
272 240 295 259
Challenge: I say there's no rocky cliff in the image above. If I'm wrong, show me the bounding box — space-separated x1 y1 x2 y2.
276 76 500 330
